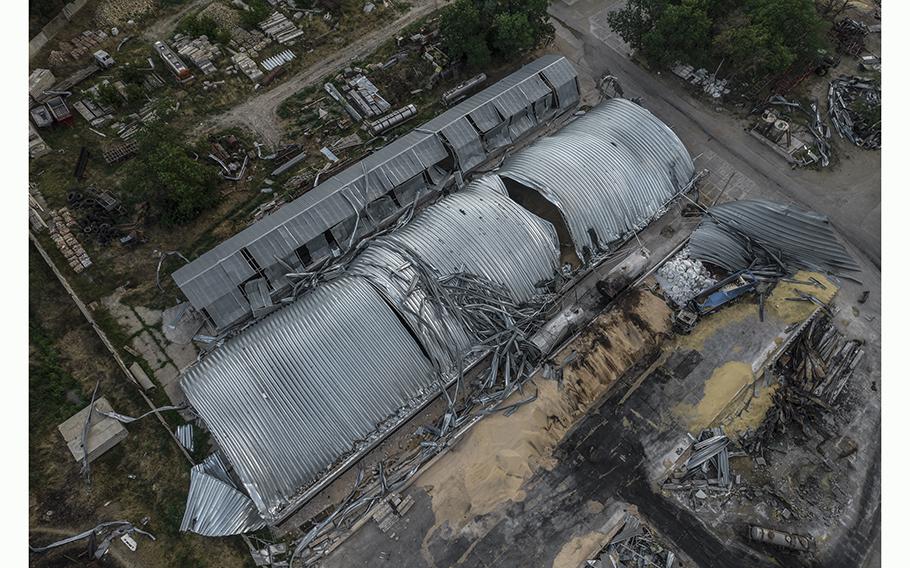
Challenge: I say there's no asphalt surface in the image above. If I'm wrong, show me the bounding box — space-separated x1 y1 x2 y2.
548 0 881 268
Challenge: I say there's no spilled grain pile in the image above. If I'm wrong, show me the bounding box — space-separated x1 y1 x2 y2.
417 289 672 537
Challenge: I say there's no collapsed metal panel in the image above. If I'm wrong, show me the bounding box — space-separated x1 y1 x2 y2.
382 176 560 302
688 199 860 273
181 277 437 522
180 453 266 537
498 98 694 258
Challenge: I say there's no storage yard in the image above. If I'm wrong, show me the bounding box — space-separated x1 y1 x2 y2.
28 0 882 567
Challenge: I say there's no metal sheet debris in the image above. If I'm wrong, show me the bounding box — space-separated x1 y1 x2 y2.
688 199 859 274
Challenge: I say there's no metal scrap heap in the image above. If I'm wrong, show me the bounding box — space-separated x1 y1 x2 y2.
589 514 679 568
742 314 864 457
828 76 881 149
663 428 733 495
688 200 859 275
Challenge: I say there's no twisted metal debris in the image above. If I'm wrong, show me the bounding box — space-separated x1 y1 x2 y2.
29 520 155 557
588 513 679 568
828 76 881 149
742 314 864 457
767 95 831 167
180 454 266 536
663 428 733 493
688 200 859 275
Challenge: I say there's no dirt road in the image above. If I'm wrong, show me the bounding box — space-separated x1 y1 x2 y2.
198 0 445 147
141 0 213 41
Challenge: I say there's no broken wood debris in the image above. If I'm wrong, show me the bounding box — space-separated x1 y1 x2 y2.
741 314 863 458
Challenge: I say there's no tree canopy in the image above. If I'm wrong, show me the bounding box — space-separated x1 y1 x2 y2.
125 123 221 226
439 0 553 70
607 0 828 87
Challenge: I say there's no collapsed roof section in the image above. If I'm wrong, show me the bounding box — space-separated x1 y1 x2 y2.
172 55 579 331
181 277 439 522
498 98 694 260
181 177 561 524
688 199 860 274
348 177 560 370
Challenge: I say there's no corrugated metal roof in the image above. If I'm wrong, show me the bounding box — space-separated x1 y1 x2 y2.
181 277 437 521
498 98 694 258
180 453 265 536
346 178 560 369
172 55 579 331
688 200 860 273
382 176 560 302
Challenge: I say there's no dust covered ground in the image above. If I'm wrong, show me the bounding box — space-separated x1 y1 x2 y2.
323 262 879 568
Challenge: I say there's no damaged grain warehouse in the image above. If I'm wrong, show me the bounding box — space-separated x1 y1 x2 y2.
161 54 879 568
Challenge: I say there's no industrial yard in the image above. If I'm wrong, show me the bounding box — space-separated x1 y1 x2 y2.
25 0 887 567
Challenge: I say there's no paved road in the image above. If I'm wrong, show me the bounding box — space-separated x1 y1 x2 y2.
548 0 881 268
197 0 445 146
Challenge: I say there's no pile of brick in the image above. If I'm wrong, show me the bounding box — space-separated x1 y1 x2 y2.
197 2 240 31
229 26 270 58
50 30 109 64
50 208 92 273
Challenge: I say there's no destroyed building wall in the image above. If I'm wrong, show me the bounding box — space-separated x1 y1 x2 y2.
172 55 580 332
498 98 694 260
181 276 438 522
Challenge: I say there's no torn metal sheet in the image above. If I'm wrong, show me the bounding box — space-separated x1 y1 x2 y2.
176 423 194 452
180 453 266 536
688 199 859 274
499 98 694 260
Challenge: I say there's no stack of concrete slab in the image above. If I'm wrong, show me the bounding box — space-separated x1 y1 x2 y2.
57 397 128 464
258 12 303 44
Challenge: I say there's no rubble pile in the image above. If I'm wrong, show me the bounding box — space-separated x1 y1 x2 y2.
655 249 716 307
663 428 733 495
742 314 864 457
96 0 156 27
832 18 869 56
828 76 881 149
48 30 109 65
587 514 679 568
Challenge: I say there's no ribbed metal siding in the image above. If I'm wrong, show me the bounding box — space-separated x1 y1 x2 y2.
181 454 265 536
499 98 694 257
174 55 580 330
689 200 859 273
382 177 560 302
181 277 436 521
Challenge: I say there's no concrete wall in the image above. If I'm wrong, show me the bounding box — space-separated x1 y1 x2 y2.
29 0 89 59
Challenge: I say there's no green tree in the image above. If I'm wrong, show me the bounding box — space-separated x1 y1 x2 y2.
642 0 712 66
126 124 221 225
606 0 667 51
492 12 536 56
440 0 491 69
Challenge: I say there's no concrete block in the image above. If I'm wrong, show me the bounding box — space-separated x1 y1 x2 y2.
57 397 128 463
129 362 156 390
